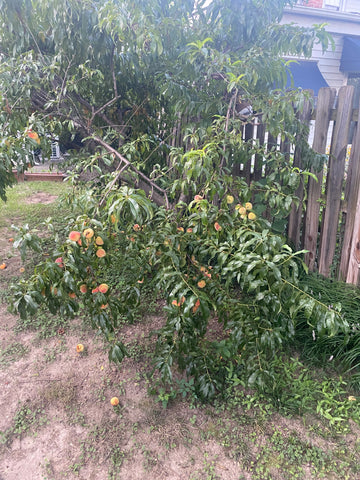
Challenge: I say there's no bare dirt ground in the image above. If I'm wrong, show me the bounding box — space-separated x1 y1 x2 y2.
1 191 360 480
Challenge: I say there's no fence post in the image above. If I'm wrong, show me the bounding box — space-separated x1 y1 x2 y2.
318 85 354 277
339 95 360 283
287 94 313 249
303 87 336 271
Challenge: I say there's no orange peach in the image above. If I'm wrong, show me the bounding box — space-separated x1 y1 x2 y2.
69 231 81 242
98 283 109 294
83 228 94 239
192 299 200 314
55 257 64 268
27 130 40 144
96 248 106 258
95 236 104 246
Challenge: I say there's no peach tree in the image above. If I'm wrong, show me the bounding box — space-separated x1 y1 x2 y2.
11 181 348 398
1 0 344 398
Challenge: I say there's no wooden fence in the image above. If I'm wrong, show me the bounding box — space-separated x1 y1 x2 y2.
243 86 360 285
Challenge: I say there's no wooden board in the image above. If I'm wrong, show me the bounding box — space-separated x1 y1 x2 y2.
287 96 313 249
339 94 360 282
318 86 354 277
303 87 336 271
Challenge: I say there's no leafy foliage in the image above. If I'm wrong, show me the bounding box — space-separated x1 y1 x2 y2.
2 0 348 399
0 0 332 203
10 186 348 399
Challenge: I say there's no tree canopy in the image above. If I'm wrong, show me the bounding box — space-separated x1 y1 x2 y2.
0 0 331 202
2 1 345 399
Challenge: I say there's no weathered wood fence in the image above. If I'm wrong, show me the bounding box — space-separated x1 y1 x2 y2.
244 86 360 285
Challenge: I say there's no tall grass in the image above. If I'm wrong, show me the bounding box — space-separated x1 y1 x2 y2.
295 273 360 390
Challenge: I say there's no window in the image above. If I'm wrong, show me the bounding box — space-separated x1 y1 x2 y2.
324 0 340 7
324 0 360 13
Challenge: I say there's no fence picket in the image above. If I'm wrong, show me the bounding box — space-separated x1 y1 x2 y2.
340 95 360 283
234 86 359 283
318 86 354 277
303 87 336 271
287 96 313 249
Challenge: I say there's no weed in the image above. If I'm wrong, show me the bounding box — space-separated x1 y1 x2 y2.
108 445 125 479
14 309 67 339
41 378 77 407
0 341 29 368
41 457 55 480
153 385 177 409
246 426 359 480
140 444 159 472
42 341 67 363
69 418 127 475
1 402 48 447
189 453 221 480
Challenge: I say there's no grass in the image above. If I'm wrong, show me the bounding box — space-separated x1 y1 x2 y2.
15 308 70 339
296 273 360 389
0 180 69 228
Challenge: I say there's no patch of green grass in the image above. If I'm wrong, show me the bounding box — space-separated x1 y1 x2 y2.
0 341 29 368
40 378 87 426
0 181 69 228
0 402 48 448
189 453 221 480
41 457 55 480
15 308 68 339
248 427 360 480
296 273 360 389
69 418 129 476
